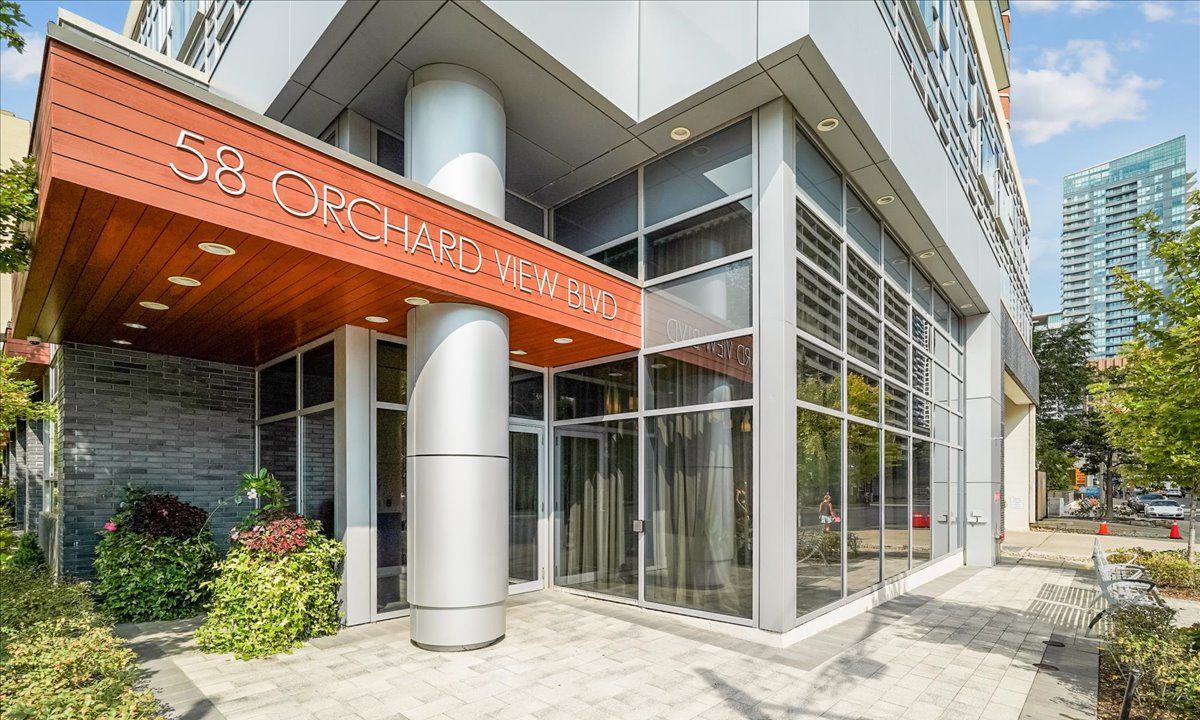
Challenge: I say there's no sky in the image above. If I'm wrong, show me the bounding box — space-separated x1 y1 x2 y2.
2 0 1199 316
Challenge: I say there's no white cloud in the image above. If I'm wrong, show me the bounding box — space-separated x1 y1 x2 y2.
1012 39 1161 144
1139 2 1174 21
1018 0 1108 14
0 32 43 84
1029 234 1057 264
1023 177 1041 187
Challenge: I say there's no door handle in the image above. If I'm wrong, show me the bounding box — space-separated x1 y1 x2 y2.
632 519 645 533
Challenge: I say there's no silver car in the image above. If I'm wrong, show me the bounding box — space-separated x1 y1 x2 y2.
1144 499 1185 520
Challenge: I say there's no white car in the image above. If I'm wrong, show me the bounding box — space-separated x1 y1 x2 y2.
1144 500 1185 520
1162 485 1184 498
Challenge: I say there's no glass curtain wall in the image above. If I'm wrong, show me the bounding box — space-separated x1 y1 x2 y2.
374 339 408 615
551 118 756 621
794 124 965 618
255 340 336 537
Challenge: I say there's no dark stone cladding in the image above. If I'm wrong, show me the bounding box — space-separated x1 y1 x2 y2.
58 342 255 579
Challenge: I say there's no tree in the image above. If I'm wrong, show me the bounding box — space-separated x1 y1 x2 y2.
1091 191 1200 560
0 156 38 273
1032 320 1093 490
1075 408 1120 516
0 356 55 434
0 0 29 52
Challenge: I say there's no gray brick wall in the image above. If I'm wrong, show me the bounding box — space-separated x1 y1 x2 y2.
59 343 255 579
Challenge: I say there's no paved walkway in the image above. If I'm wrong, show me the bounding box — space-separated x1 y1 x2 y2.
119 562 1100 720
1003 528 1189 565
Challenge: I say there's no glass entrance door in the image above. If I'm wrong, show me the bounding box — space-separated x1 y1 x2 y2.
509 425 545 594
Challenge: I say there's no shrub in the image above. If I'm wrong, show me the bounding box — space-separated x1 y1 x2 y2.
1106 605 1200 717
93 488 218 623
195 516 343 660
10 532 46 571
0 566 95 650
1107 548 1200 592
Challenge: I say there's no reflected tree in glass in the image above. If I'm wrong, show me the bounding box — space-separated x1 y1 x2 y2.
883 432 909 578
797 408 843 615
846 422 881 594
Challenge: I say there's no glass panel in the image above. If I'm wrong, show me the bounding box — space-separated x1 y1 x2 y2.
795 129 843 222
883 232 909 290
846 301 880 369
884 284 908 331
951 449 963 550
912 440 932 563
553 171 638 259
644 259 752 347
258 418 297 510
935 363 949 403
796 203 841 280
510 367 544 420
913 270 933 312
913 396 931 436
847 366 880 421
554 358 638 420
301 342 334 408
912 350 931 396
375 129 404 175
590 239 638 278
796 408 842 615
884 384 908 429
912 311 931 352
646 200 751 280
934 406 950 442
797 340 841 410
846 422 881 594
645 407 753 618
509 431 539 585
647 335 753 410
883 432 909 578
644 119 752 227
950 376 961 413
554 420 638 598
933 444 950 557
376 409 407 613
796 263 841 348
846 252 880 311
376 341 407 405
935 330 951 366
846 190 881 260
259 357 296 418
302 410 335 537
934 291 950 331
884 329 907 382
505 192 545 236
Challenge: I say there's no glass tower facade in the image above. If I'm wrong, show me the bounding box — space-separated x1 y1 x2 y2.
1060 137 1189 357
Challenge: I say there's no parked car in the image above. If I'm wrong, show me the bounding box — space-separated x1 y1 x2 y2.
1080 486 1102 499
1145 500 1185 520
1130 493 1165 512
1162 483 1184 498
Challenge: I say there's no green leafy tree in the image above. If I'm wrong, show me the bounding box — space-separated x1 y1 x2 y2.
0 356 55 433
0 156 37 273
0 0 29 52
1032 320 1092 490
1092 191 1200 559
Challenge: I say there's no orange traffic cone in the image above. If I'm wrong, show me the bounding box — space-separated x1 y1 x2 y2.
1098 522 1109 536
1170 522 1182 540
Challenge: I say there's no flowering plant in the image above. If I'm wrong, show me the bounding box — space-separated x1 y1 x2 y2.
231 514 315 555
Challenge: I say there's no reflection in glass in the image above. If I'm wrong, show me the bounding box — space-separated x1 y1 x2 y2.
884 384 909 429
646 201 751 279
797 340 841 410
847 366 880 421
795 129 843 222
553 171 637 259
912 440 932 562
510 431 539 585
934 291 950 331
590 239 639 278
846 422 881 594
912 311 931 352
510 367 544 420
884 329 908 382
884 232 909 290
884 284 908 330
913 270 933 312
376 409 407 613
302 410 335 536
797 203 841 280
259 358 296 418
797 409 842 615
555 420 638 598
506 192 545 236
302 343 334 407
646 407 753 618
377 341 407 405
846 190 881 260
847 252 880 310
846 301 880 369
883 432 909 579
644 259 752 347
644 119 752 227
797 263 841 348
951 449 963 550
258 418 297 509
933 444 950 557
376 129 404 175
913 396 931 437
555 359 637 420
912 350 931 396
647 335 753 410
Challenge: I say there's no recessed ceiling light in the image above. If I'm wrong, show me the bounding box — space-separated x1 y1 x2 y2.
168 276 201 287
607 371 624 377
816 117 840 132
198 242 235 256
650 362 667 370
876 195 895 205
365 316 389 324
26 336 42 345
691 145 711 157
123 322 147 330
113 339 132 346
553 337 573 344
405 297 429 306
960 303 975 309
941 280 957 287
669 126 691 141
139 301 169 311
510 350 527 356
918 251 936 259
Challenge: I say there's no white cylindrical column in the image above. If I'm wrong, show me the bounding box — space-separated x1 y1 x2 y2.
406 303 509 650
405 64 506 218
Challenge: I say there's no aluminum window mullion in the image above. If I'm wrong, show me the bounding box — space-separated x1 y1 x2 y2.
640 189 754 237
643 249 755 289
643 327 754 356
642 399 754 419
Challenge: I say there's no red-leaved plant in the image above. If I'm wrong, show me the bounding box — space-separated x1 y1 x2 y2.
231 514 312 555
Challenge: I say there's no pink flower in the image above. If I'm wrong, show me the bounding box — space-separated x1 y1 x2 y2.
104 521 117 532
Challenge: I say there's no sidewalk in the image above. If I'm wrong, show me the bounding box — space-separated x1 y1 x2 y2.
1003 529 1188 565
